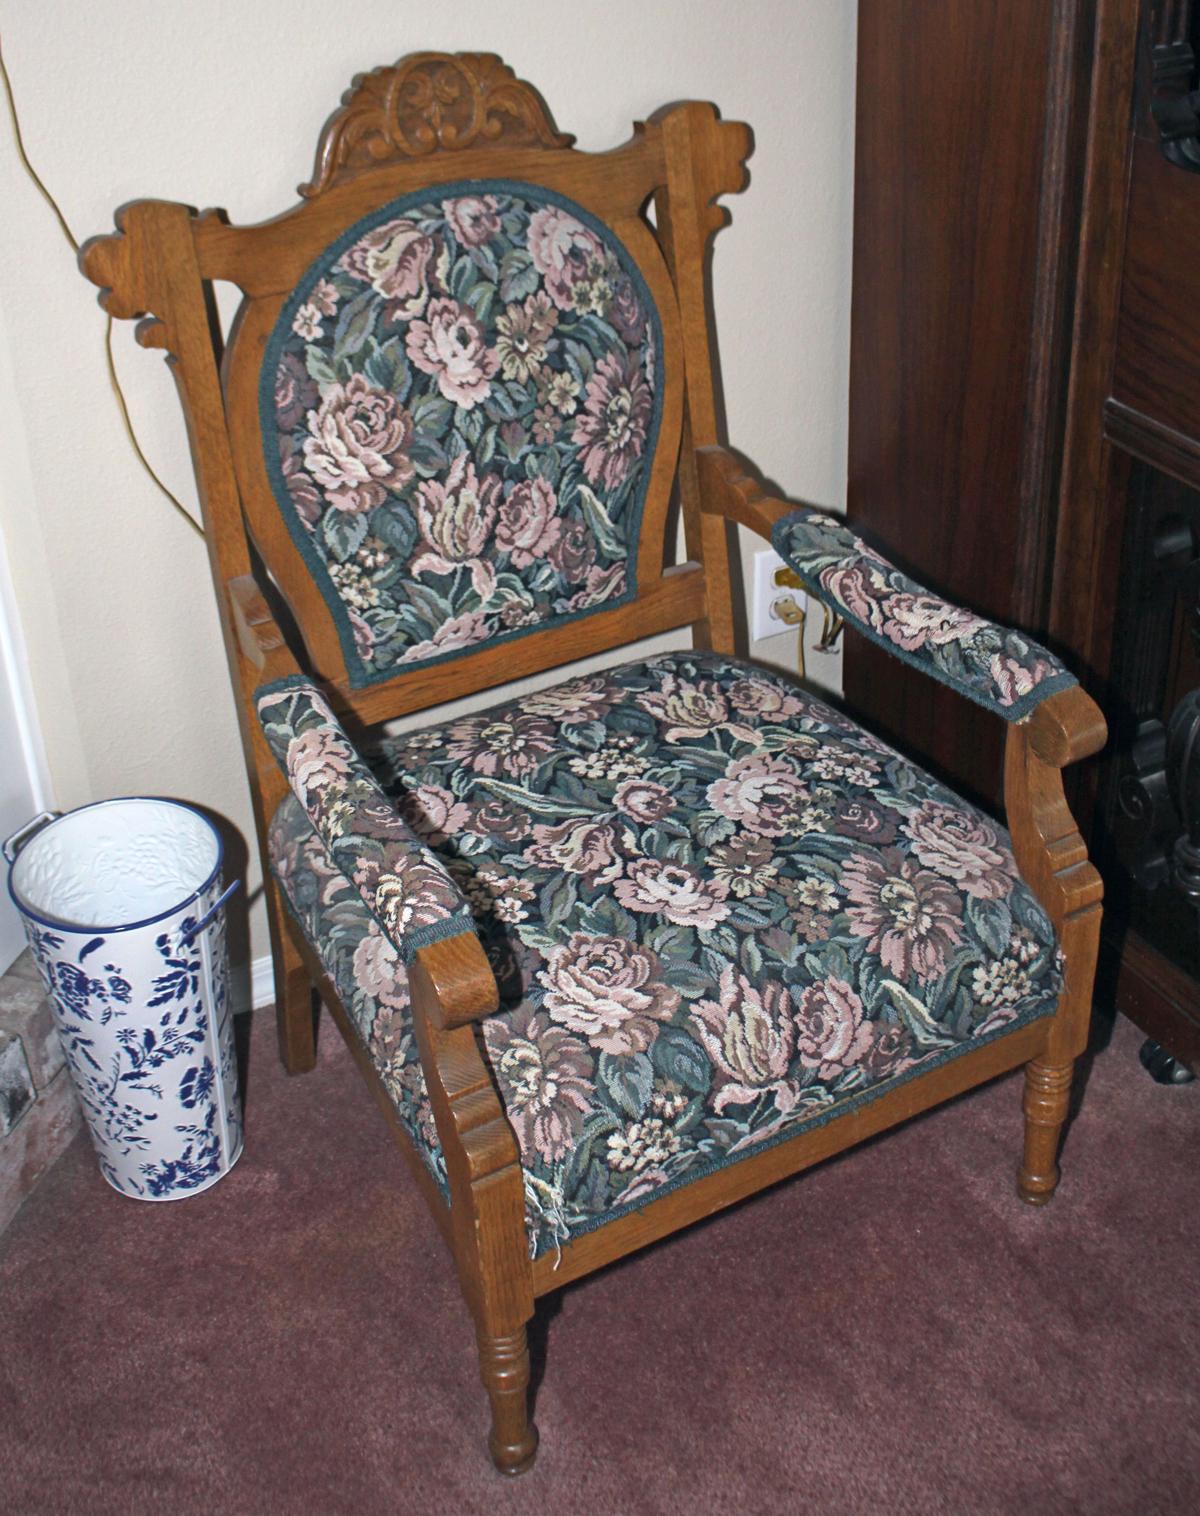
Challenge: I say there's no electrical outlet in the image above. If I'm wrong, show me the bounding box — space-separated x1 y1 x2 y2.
751 548 808 641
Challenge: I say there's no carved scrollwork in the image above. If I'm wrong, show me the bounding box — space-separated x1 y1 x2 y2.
1149 0 1200 171
80 206 175 355
300 52 575 197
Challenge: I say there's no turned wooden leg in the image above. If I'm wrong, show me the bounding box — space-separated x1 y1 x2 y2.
1018 1058 1075 1205
266 881 317 1075
477 1324 538 1476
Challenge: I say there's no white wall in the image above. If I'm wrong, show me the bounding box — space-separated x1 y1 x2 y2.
0 0 856 995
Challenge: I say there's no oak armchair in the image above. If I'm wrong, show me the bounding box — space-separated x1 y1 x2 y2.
81 52 1106 1476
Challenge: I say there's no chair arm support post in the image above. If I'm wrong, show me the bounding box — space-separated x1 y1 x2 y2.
1003 692 1106 1062
695 444 796 538
410 934 533 1331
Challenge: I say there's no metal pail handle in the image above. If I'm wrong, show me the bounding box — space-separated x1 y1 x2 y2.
2 811 59 865
180 879 242 945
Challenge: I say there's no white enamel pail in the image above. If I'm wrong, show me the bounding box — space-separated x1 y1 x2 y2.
4 799 243 1200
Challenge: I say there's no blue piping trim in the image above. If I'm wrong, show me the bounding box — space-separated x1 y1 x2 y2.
399 911 478 965
254 672 322 702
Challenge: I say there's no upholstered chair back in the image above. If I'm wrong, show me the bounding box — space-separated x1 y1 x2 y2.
262 184 664 686
83 55 750 724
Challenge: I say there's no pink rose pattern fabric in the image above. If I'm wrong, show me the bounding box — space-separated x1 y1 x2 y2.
772 509 1076 720
266 651 1063 1256
263 184 660 687
256 679 473 962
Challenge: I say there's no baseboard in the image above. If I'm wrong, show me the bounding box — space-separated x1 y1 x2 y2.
251 953 274 1011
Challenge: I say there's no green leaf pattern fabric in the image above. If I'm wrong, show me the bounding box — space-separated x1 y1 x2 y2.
266 652 1063 1258
262 182 663 688
772 509 1077 720
256 678 473 962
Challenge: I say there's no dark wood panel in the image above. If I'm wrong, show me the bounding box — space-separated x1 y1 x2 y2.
1046 0 1141 723
1104 395 1200 491
846 0 1092 806
1113 134 1200 450
1112 930 1200 1072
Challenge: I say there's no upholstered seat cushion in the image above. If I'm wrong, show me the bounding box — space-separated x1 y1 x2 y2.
267 651 1062 1256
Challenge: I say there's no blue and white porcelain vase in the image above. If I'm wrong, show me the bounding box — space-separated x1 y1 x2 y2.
4 798 243 1200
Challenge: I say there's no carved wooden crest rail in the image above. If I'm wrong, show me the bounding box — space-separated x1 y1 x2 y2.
300 52 575 196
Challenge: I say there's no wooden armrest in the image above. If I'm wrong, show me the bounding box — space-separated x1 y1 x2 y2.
1023 684 1107 768
699 440 1108 949
256 680 478 969
700 445 1094 737
412 931 500 1031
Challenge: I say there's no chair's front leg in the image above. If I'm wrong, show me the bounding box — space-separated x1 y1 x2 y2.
477 1323 539 1475
1018 1058 1075 1205
410 934 538 1475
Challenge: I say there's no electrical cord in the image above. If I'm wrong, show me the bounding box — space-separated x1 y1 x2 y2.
0 33 205 540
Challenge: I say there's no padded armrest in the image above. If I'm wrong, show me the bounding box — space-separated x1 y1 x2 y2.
772 508 1078 722
255 677 474 963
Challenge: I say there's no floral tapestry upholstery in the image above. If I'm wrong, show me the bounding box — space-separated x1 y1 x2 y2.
256 678 473 962
262 181 664 688
772 509 1077 720
266 651 1063 1257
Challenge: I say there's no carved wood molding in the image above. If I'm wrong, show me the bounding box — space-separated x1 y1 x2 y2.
1149 0 1200 170
695 445 795 537
1104 397 1200 493
80 203 171 352
301 52 575 197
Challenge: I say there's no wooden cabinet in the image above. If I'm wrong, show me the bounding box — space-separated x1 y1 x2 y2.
847 0 1095 809
848 0 1200 1073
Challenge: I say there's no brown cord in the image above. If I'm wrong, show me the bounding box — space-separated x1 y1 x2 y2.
817 605 845 653
0 34 205 540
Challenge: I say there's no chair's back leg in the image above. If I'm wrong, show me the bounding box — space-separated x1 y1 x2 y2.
266 876 318 1074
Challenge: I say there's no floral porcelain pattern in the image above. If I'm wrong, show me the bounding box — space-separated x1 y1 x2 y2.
772 509 1077 720
266 652 1063 1256
256 680 473 960
22 886 242 1201
263 183 662 687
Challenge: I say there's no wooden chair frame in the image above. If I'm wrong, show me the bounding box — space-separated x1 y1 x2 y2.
80 52 1106 1475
